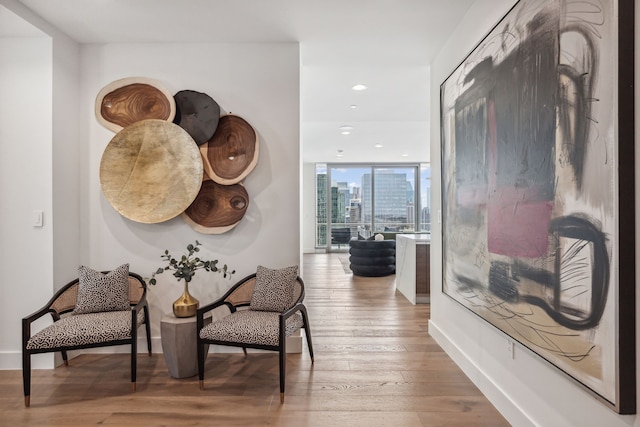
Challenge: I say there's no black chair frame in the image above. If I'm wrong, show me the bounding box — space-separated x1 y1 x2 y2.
21 271 152 407
196 273 314 403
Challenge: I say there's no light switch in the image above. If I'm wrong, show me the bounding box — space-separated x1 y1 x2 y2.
33 210 43 227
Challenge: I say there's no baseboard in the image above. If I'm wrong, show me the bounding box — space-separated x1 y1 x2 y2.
0 336 304 371
0 352 54 370
428 320 533 427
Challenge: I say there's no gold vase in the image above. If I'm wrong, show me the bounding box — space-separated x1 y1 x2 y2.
173 281 199 318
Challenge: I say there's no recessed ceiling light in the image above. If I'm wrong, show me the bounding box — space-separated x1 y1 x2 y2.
339 125 353 135
336 150 344 158
350 104 357 109
352 84 367 91
374 143 383 148
401 153 409 157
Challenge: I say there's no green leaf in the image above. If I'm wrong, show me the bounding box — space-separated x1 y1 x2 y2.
151 241 235 288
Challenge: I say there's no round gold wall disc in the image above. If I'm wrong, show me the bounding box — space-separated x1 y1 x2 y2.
100 119 203 224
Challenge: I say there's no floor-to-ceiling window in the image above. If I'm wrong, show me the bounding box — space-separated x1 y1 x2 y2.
316 163 430 251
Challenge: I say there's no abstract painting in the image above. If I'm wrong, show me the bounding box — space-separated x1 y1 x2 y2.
440 0 635 413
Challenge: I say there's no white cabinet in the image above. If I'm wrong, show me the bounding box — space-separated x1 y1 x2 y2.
395 234 430 304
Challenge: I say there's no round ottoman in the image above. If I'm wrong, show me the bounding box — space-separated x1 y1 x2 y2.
348 239 396 277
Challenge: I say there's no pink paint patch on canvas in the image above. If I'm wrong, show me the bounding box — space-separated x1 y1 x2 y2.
457 184 488 207
487 200 553 258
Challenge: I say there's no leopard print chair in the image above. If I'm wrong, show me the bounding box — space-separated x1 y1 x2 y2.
21 271 152 407
196 269 314 403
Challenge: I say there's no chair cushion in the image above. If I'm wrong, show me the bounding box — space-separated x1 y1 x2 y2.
199 310 304 347
73 264 130 314
249 265 298 312
26 310 145 350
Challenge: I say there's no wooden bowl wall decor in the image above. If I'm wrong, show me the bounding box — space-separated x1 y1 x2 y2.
95 77 176 133
182 179 249 234
200 115 259 185
99 119 203 224
95 79 259 233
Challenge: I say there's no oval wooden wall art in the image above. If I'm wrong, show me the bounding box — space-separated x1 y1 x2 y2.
174 90 220 145
95 77 176 133
99 119 203 224
200 115 259 185
182 179 249 234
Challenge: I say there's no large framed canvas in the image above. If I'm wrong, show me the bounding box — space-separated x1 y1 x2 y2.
440 0 635 413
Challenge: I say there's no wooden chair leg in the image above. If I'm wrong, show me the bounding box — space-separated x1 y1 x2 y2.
300 307 315 363
242 347 247 356
197 337 205 390
304 327 314 363
144 306 152 355
131 333 137 391
61 350 69 366
279 338 286 403
22 351 31 407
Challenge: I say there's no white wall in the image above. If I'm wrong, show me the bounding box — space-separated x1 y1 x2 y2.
429 0 640 426
52 28 81 289
0 0 81 370
0 1 87 369
302 161 317 253
79 42 301 346
0 34 54 369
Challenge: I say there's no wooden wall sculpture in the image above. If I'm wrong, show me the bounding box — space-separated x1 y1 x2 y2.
99 119 203 224
96 77 258 233
173 90 220 145
200 115 259 185
95 77 176 133
182 178 249 234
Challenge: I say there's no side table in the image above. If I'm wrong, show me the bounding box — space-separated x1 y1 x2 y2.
161 312 211 378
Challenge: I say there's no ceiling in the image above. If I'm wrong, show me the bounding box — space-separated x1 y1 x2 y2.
5 0 476 163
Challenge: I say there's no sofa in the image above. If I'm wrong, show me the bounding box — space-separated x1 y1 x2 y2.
331 227 351 247
348 238 396 277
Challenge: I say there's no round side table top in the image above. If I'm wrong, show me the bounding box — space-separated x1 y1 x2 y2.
161 312 211 324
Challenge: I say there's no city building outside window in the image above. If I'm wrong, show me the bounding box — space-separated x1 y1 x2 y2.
315 163 431 251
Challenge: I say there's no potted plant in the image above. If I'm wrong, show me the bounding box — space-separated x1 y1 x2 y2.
149 240 234 317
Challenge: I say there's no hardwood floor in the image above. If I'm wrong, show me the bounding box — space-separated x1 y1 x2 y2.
0 253 510 426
